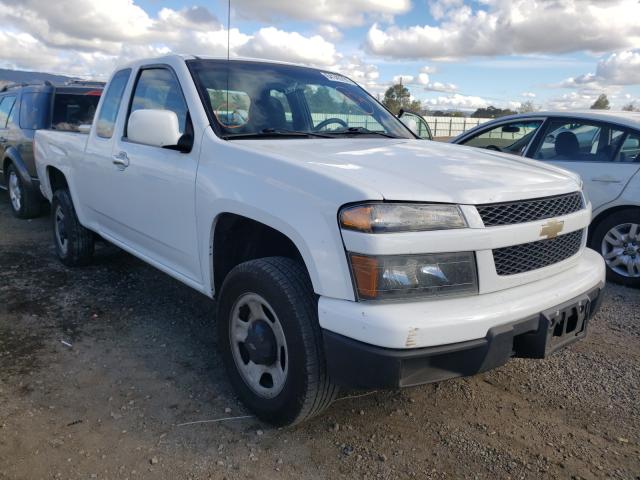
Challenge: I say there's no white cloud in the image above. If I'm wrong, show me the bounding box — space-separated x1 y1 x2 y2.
521 92 536 98
560 50 640 89
232 0 411 27
0 0 342 76
424 94 488 111
237 28 338 66
393 74 414 84
546 91 599 111
317 24 343 41
366 0 640 59
424 81 457 93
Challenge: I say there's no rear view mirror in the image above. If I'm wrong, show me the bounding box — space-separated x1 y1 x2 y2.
127 109 183 149
502 125 521 133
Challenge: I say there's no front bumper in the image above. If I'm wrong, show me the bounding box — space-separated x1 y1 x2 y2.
323 284 603 389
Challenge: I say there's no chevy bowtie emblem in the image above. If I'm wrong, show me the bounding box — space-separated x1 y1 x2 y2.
540 220 564 239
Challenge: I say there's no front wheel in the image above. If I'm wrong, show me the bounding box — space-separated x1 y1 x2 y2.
51 189 94 267
590 208 640 287
217 257 338 426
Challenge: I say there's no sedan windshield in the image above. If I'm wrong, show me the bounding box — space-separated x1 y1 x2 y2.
187 59 413 139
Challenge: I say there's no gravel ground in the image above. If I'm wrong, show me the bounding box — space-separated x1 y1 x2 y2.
0 190 638 480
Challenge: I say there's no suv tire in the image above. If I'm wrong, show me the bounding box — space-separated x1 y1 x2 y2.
590 208 640 287
51 189 94 267
217 257 339 426
6 163 41 219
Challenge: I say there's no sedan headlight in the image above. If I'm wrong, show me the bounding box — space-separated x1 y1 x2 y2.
349 252 478 300
340 203 467 233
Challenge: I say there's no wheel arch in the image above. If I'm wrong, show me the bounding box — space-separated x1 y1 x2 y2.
209 211 318 297
588 204 640 244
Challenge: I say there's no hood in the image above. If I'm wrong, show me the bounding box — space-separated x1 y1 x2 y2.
232 138 582 205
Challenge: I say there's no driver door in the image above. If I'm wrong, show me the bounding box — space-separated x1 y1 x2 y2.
458 119 544 156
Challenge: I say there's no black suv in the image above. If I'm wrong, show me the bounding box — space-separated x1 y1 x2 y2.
0 80 103 218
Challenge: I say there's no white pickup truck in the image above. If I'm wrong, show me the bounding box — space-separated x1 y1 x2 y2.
35 55 606 426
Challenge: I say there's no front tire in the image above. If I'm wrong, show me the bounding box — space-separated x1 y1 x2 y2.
217 257 338 426
6 163 41 219
51 189 94 267
590 208 640 287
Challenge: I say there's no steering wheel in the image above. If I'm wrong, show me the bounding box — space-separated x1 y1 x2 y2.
314 118 348 131
485 145 503 152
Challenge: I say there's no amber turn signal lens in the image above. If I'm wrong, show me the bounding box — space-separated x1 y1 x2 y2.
350 254 380 299
340 206 373 232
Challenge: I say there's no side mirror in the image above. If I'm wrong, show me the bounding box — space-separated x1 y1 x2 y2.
400 117 419 135
127 109 183 149
78 124 92 134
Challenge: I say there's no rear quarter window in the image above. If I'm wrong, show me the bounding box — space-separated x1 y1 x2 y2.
19 92 51 130
51 91 102 132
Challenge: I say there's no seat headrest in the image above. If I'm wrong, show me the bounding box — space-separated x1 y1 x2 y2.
555 131 579 157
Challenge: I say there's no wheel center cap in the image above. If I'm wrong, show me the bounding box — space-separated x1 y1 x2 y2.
245 320 277 365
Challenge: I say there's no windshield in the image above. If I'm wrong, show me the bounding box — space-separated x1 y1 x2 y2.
188 60 413 139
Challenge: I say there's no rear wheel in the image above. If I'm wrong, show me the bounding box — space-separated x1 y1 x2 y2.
51 189 94 267
6 163 41 219
217 257 338 426
590 209 640 287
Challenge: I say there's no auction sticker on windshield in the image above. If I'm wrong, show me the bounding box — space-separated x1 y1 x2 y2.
320 72 355 85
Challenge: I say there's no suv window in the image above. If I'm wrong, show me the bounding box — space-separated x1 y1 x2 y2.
51 91 101 132
533 120 624 162
96 69 131 139
128 68 188 136
19 92 51 130
461 120 542 155
0 96 17 128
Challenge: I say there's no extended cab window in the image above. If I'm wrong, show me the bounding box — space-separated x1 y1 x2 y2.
96 69 131 138
128 68 188 136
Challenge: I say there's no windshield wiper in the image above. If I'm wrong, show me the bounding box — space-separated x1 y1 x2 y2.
327 127 401 139
223 128 333 140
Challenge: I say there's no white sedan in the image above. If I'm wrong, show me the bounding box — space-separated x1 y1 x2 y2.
453 111 640 287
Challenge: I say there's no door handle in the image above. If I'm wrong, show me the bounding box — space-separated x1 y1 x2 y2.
112 151 130 169
591 176 621 184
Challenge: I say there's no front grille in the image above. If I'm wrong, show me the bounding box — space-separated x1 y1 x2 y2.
477 192 584 227
493 230 584 276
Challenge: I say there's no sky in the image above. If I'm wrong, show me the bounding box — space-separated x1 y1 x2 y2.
0 0 639 111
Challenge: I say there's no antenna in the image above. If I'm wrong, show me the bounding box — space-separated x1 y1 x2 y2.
227 0 231 62
226 0 231 127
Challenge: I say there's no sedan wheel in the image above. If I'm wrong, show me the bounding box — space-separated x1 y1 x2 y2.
601 223 640 278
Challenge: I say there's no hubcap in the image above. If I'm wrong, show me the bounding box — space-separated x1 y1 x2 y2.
229 293 288 399
601 223 640 278
54 205 69 255
8 171 21 212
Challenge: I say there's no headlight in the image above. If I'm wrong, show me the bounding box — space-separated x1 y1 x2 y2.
340 203 467 233
349 252 478 300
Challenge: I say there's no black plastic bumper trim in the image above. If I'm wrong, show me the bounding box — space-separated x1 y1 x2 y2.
322 284 603 390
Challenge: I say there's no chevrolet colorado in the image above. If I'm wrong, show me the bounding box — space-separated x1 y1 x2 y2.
35 55 606 426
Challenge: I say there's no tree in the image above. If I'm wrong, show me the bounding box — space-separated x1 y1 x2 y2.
518 101 538 113
590 94 610 110
622 102 637 112
382 83 422 115
471 106 517 119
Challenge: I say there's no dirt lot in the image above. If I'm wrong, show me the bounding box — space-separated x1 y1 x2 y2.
0 190 638 480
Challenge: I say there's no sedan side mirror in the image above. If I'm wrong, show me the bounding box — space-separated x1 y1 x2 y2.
398 109 433 140
127 109 185 150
